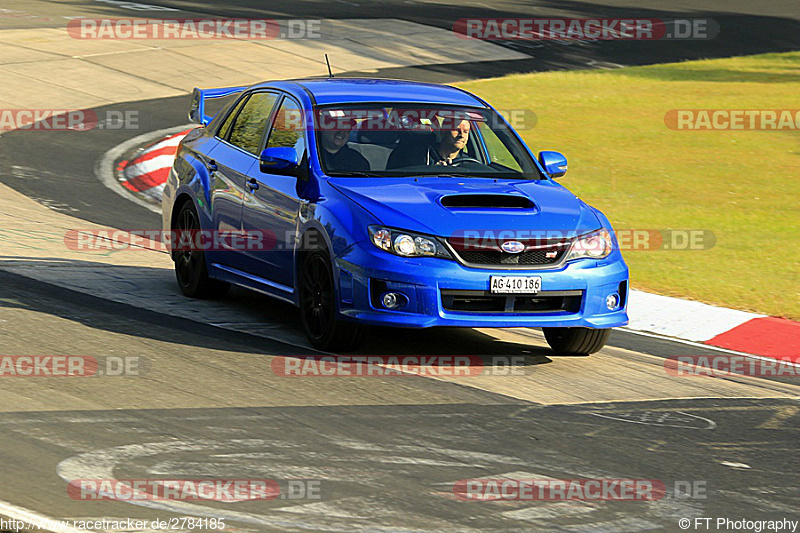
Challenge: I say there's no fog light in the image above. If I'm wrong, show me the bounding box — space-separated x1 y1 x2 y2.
606 293 620 310
382 292 404 309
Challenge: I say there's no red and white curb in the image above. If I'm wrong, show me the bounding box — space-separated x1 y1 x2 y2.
96 125 194 214
628 292 800 358
104 130 800 360
116 128 194 203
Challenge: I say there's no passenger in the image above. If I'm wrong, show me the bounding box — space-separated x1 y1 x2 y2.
319 117 370 172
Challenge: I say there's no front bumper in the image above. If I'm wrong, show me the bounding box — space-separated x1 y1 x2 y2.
334 243 629 329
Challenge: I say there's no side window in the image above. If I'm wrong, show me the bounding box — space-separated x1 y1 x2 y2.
463 123 481 160
216 95 248 141
266 97 306 161
228 92 280 155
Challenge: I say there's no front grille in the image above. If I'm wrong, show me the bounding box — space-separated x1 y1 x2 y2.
446 236 572 268
442 289 582 314
457 248 568 266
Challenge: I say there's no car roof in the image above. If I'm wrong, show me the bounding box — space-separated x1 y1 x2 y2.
253 78 487 107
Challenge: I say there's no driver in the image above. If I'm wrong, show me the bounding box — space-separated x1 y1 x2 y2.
386 118 473 169
428 119 470 166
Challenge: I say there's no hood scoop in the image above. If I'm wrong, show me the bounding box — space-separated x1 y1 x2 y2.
440 194 534 209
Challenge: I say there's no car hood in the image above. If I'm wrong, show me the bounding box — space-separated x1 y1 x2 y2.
327 177 602 238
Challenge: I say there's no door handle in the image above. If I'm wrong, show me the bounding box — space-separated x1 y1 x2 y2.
246 178 259 191
207 160 218 172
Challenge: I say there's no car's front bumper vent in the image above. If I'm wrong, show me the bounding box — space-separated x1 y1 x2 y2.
441 289 582 314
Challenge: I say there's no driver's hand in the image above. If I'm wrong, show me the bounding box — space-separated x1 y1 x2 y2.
435 158 452 166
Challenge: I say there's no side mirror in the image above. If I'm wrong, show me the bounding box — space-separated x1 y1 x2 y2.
188 88 204 125
260 147 299 174
538 151 568 178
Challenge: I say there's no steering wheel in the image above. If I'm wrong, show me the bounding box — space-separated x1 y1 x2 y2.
449 157 483 166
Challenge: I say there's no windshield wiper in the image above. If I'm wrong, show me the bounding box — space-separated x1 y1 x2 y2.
328 171 382 177
427 173 491 178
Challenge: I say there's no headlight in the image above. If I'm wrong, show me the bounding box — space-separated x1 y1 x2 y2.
565 229 613 261
369 226 452 259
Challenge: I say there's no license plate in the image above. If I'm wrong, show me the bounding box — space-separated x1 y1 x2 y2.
490 276 542 294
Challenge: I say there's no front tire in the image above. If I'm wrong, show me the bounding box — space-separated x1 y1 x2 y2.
299 251 364 352
543 327 610 355
173 201 230 299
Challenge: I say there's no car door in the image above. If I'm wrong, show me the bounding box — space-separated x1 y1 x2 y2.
240 94 307 288
206 90 280 271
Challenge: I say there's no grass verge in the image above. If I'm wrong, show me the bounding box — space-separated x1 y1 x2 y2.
458 52 800 319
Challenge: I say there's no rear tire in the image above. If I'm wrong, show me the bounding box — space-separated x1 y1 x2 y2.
173 201 230 299
299 250 364 352
543 327 610 355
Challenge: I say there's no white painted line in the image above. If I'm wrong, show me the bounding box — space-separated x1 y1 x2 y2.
275 500 369 518
0 499 89 532
56 440 341 530
95 125 192 215
72 47 159 59
720 461 751 469
558 395 800 406
619 328 800 368
591 410 717 430
92 0 179 11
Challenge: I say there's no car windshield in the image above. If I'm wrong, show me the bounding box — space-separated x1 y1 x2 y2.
313 105 542 179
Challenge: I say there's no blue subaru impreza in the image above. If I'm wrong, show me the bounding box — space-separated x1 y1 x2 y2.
163 78 628 352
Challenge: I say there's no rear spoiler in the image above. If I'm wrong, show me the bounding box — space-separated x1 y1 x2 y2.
188 86 248 126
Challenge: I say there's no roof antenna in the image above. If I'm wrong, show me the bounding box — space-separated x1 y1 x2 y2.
325 54 334 78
